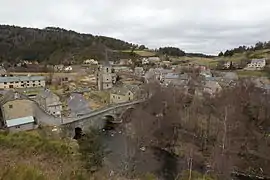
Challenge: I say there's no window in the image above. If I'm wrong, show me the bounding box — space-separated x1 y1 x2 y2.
21 81 24 83
118 97 120 99
9 104 13 108
33 81 35 83
112 95 115 98
106 68 109 72
33 84 35 87
4 82 7 84
128 92 131 95
27 84 29 86
15 81 18 83
39 83 41 85
107 84 109 87
15 126 21 129
38 80 41 82
27 81 29 83
10 82 13 84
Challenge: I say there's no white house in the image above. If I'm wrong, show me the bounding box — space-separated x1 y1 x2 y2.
142 58 149 65
84 59 98 65
64 66 73 72
247 59 266 69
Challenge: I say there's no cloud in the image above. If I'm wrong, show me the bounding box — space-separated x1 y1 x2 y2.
1 0 270 54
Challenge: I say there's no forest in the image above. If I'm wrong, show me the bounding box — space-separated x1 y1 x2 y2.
219 41 270 57
0 25 137 64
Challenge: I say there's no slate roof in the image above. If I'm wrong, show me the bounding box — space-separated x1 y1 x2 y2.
67 93 91 115
6 116 35 127
222 72 238 80
164 73 179 79
111 85 140 96
0 76 45 83
37 89 54 99
0 90 18 105
251 58 266 64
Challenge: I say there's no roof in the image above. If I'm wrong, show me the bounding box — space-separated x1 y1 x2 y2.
6 116 35 127
251 58 266 64
0 76 45 83
0 90 18 105
222 72 238 80
164 73 179 79
67 93 91 115
37 89 57 99
111 85 140 96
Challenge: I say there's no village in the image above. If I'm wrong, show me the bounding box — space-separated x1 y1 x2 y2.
0 51 269 133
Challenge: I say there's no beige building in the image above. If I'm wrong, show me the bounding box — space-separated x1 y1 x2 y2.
0 76 46 89
96 63 116 90
1 99 34 120
110 85 139 104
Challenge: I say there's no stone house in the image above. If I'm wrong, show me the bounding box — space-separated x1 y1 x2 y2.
134 67 144 76
0 76 46 89
247 59 266 69
36 89 62 117
110 85 140 104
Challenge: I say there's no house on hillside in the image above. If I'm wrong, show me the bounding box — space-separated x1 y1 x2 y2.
0 76 46 89
84 59 98 65
247 59 266 69
0 92 37 132
67 93 91 117
148 57 161 64
36 89 62 117
134 67 144 76
64 66 73 72
54 64 64 72
142 58 149 65
110 85 140 104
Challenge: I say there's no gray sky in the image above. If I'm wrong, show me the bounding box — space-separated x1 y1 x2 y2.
1 0 270 55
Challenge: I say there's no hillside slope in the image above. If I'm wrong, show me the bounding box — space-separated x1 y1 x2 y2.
0 25 138 64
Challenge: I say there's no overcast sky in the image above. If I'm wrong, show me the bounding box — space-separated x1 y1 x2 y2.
1 0 270 55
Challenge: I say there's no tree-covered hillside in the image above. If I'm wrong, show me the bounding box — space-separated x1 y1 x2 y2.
0 25 138 64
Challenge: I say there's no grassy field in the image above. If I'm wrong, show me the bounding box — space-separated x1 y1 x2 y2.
0 129 84 180
236 70 270 78
120 50 157 57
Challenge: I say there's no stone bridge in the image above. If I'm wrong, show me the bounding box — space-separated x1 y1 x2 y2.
61 100 144 137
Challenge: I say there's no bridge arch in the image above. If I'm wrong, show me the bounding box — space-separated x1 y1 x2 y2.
120 107 135 123
102 114 118 131
73 127 83 140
